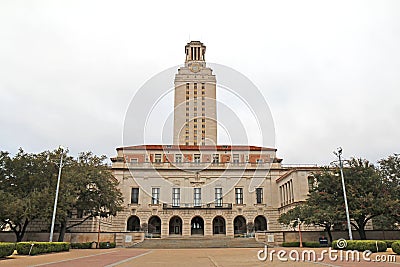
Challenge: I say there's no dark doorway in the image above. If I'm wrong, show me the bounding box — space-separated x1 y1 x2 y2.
169 216 183 235
191 216 204 235
212 216 226 235
148 216 161 237
234 215 247 235
254 215 268 232
127 215 140 231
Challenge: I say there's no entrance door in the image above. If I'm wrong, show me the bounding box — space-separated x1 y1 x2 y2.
169 216 183 235
234 216 247 235
191 216 204 235
212 216 226 235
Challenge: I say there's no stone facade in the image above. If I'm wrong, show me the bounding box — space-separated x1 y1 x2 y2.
110 145 318 239
173 41 217 146
109 41 319 241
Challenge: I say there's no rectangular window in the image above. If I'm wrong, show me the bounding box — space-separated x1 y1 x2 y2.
233 154 239 164
130 158 138 164
256 188 263 204
215 188 222 207
201 83 205 89
152 188 160 204
235 188 243 204
155 154 162 163
194 83 197 89
212 154 219 164
194 154 200 163
256 158 263 163
186 83 189 89
194 188 201 206
172 188 180 207
175 154 182 162
131 188 139 204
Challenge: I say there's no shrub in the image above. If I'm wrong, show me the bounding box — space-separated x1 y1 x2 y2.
99 242 116 249
392 241 400 255
16 242 70 255
0 243 15 258
282 241 300 247
332 240 387 252
382 240 398 248
70 242 93 249
303 241 321 248
282 242 322 248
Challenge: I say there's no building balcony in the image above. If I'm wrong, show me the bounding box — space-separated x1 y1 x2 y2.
162 203 232 210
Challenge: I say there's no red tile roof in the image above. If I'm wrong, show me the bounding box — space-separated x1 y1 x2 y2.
117 145 277 152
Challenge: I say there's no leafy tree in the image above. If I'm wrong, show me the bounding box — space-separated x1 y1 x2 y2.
55 152 124 241
378 154 400 224
343 158 393 239
279 159 393 240
0 148 123 242
0 149 53 241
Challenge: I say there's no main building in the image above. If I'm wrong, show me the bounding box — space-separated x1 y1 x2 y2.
109 41 317 244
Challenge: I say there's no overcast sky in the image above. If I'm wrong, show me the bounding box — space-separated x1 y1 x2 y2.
0 0 399 165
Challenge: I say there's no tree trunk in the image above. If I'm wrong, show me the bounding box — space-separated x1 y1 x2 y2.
355 218 367 240
358 226 367 240
16 231 23 242
13 219 29 242
325 224 333 243
58 220 67 242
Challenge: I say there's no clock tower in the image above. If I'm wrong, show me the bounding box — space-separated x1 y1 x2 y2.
173 41 217 146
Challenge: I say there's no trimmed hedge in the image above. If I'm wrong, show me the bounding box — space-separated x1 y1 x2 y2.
392 241 400 255
70 242 116 249
71 242 93 249
282 241 301 247
303 241 322 248
16 242 70 255
332 240 387 252
382 240 399 248
282 242 322 248
0 243 16 258
99 242 116 249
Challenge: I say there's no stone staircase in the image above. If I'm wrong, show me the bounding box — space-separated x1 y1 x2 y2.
131 236 265 249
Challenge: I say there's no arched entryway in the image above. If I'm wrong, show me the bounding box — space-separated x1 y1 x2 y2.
234 215 247 235
169 216 183 235
254 215 268 232
127 215 140 231
148 216 161 236
191 216 204 235
212 216 226 235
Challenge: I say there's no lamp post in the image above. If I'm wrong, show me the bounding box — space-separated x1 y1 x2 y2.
333 147 353 240
297 218 303 248
49 147 64 242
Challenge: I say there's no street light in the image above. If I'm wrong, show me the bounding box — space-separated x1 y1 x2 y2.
297 217 303 248
49 146 65 242
333 147 353 240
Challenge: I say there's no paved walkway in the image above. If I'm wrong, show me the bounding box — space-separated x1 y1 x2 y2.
0 248 398 267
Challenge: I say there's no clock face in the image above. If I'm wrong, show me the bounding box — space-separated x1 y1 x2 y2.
190 63 200 73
